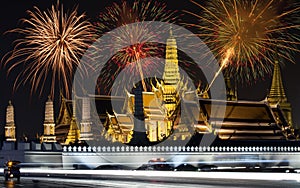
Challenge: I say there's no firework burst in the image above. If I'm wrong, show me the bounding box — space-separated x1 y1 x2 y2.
3 2 94 98
94 0 177 94
185 0 300 83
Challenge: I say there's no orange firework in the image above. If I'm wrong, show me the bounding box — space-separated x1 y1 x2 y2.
185 0 300 82
3 2 94 98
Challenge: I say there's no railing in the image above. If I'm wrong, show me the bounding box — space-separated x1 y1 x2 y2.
63 145 300 153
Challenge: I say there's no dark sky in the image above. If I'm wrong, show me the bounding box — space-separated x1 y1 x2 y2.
0 0 299 140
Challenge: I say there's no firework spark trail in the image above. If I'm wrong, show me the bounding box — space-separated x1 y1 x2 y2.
185 0 300 84
206 48 234 92
94 0 177 94
2 2 94 98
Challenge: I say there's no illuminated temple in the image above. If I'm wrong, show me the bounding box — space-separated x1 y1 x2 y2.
2 30 296 146
53 30 296 145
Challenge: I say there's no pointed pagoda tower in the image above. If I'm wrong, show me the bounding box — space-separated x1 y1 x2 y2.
267 61 293 127
65 96 80 145
162 28 192 141
41 96 56 142
5 101 16 142
162 28 181 115
79 97 93 141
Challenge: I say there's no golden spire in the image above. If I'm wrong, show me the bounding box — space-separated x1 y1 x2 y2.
65 95 80 145
162 26 180 115
268 61 287 103
267 60 293 129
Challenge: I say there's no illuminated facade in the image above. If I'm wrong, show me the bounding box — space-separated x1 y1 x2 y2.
106 112 134 143
4 101 16 142
126 91 173 143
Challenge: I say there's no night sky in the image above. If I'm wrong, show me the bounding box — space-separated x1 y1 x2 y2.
0 0 299 140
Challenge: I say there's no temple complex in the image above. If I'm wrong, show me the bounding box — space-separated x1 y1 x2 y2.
42 32 299 145
1 31 296 146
